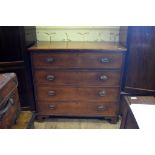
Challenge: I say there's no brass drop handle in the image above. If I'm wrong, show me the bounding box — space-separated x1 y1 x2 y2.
46 57 55 63
98 90 106 97
48 104 56 110
46 75 55 81
96 105 106 111
100 57 110 63
48 90 56 96
100 75 108 81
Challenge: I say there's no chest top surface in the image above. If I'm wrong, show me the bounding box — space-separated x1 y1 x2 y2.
28 41 127 52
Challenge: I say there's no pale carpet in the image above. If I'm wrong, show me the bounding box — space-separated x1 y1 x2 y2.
34 118 121 129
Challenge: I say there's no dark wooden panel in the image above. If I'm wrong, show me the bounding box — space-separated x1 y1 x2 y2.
37 101 117 116
0 26 36 110
119 26 128 47
0 26 22 62
32 52 123 69
124 26 155 94
124 109 139 129
120 96 129 128
124 87 155 95
36 86 119 102
0 26 36 62
24 26 36 47
120 96 147 129
34 70 121 86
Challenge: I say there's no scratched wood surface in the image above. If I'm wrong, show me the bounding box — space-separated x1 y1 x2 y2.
28 41 127 51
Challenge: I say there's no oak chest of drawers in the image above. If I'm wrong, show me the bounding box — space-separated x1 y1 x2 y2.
29 42 126 123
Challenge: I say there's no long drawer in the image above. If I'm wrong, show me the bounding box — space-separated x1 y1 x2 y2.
37 101 117 116
31 52 123 69
36 86 119 102
34 70 121 86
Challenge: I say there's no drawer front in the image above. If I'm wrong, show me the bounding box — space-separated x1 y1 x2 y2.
32 52 123 69
34 70 121 86
36 86 119 102
37 101 117 116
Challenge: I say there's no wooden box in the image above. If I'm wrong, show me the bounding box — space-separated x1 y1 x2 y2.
0 73 20 128
120 96 155 129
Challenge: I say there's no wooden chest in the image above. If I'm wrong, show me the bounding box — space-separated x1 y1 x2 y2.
120 96 139 129
120 96 155 129
29 42 126 123
0 73 20 128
